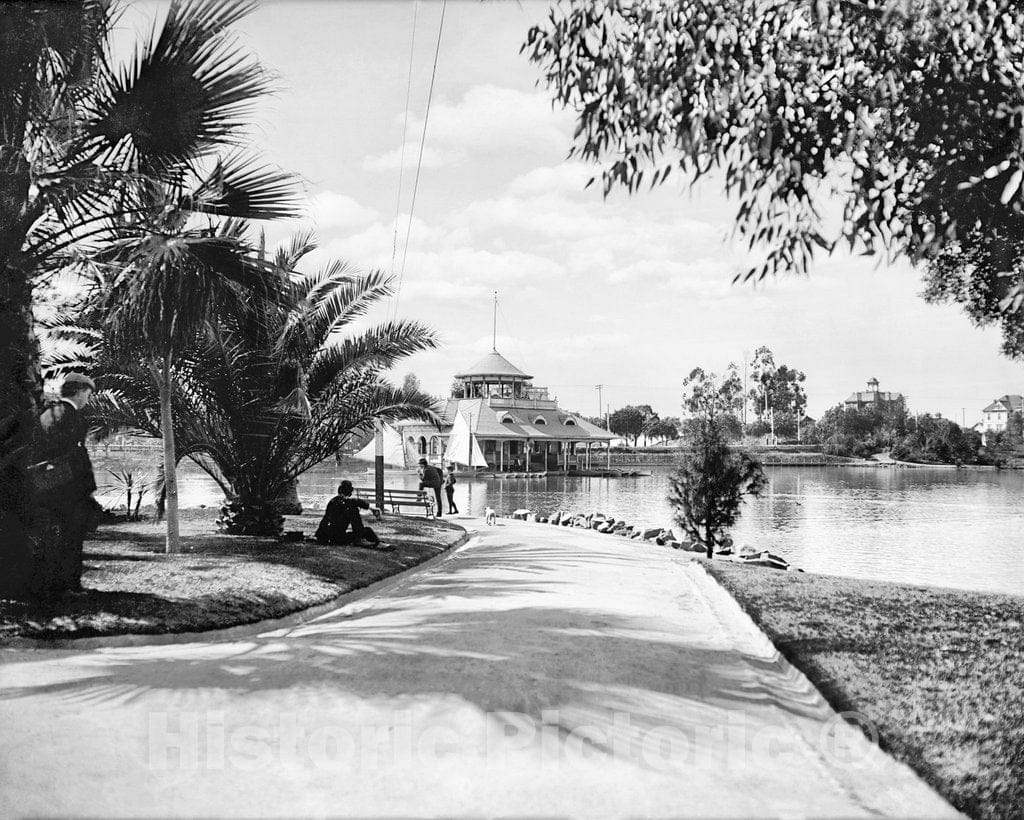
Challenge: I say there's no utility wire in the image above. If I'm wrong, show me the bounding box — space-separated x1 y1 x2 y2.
389 1 419 286
392 0 446 320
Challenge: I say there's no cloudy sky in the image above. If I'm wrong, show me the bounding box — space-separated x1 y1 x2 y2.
138 1 1023 422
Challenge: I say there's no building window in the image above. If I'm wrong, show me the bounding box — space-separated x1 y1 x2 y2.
533 417 546 425
429 436 440 455
418 436 427 455
565 418 577 426
501 414 515 424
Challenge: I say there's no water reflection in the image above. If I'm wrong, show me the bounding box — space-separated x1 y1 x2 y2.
93 458 1024 596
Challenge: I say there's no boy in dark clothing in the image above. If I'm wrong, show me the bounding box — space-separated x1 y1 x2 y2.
315 481 380 546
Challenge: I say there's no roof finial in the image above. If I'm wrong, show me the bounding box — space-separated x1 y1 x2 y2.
492 290 498 352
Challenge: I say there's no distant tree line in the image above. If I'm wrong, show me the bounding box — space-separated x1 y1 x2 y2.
809 402 1022 465
608 405 681 446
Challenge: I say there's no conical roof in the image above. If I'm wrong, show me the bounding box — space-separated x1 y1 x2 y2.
454 350 531 380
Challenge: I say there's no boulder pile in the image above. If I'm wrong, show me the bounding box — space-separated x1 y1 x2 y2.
487 508 800 571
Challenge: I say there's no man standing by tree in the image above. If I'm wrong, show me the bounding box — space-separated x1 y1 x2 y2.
31 373 97 598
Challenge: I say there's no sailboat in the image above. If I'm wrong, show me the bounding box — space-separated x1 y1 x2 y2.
443 405 487 472
351 422 410 468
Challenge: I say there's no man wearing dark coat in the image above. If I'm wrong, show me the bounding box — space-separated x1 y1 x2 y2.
315 480 380 546
418 457 443 518
32 373 96 597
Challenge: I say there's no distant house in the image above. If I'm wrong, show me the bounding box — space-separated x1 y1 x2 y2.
979 395 1023 433
844 378 905 412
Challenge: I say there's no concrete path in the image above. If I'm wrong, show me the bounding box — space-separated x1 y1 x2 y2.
1 519 958 818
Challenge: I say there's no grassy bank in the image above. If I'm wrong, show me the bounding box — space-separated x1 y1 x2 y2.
702 560 1024 820
0 508 466 641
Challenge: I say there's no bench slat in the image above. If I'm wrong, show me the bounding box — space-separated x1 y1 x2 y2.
350 487 435 519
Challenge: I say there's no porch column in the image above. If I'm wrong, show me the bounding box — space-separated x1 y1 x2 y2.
525 439 531 472
499 440 505 472
606 442 611 469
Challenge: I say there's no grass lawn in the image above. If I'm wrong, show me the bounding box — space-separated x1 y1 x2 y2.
702 559 1024 820
0 507 467 641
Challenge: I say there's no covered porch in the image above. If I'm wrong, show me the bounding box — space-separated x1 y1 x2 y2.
477 437 613 472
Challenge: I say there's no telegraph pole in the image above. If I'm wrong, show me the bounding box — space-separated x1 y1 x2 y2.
595 384 604 426
374 420 384 513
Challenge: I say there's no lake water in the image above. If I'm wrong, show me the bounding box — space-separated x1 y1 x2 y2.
94 457 1024 596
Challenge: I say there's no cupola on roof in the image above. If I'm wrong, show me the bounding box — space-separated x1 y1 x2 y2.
454 350 532 380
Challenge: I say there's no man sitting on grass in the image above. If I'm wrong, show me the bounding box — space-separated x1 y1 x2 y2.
315 480 382 547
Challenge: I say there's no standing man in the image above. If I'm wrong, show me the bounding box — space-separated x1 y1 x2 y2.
418 456 443 518
33 373 97 597
444 463 459 515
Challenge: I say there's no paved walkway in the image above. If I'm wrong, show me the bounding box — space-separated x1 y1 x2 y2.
1 519 958 818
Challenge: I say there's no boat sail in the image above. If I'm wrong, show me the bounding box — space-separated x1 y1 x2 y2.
444 405 487 468
351 422 410 468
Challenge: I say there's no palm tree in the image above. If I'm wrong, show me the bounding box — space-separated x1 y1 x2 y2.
92 233 440 536
0 0 297 576
99 216 280 552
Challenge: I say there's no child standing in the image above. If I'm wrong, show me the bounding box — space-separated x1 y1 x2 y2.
444 463 459 514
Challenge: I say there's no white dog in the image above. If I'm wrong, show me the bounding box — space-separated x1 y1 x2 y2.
484 507 497 526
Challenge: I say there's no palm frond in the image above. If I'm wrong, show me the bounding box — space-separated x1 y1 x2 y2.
102 228 262 354
274 229 318 271
82 0 269 173
186 151 301 220
85 387 160 441
305 320 439 399
286 377 440 477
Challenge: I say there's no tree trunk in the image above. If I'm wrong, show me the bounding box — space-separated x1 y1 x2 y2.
705 523 713 559
272 477 302 515
157 353 181 554
0 262 41 598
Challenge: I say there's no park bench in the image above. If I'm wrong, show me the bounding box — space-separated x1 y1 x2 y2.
351 487 435 519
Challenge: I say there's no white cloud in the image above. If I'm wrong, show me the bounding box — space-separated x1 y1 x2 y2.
363 85 573 172
426 85 572 154
506 162 597 197
303 191 379 232
454 192 620 241
610 258 738 289
544 331 632 361
362 143 455 173
395 246 566 298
